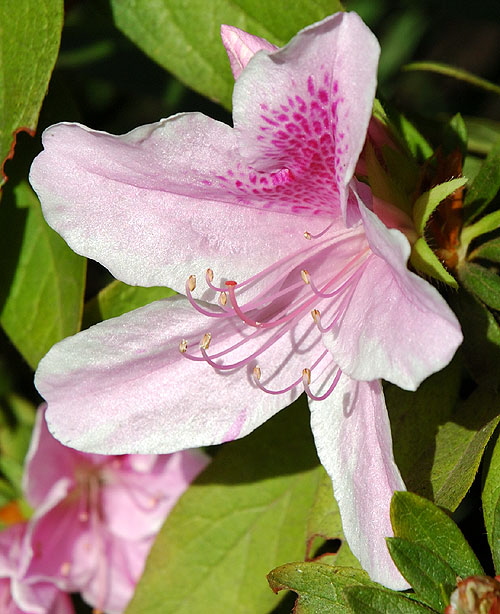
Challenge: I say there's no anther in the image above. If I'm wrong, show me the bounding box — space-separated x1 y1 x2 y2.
187 275 196 292
206 268 214 283
219 292 228 306
304 231 312 240
179 339 188 353
302 368 312 385
60 561 71 576
311 309 321 324
301 269 310 284
253 366 262 381
200 333 212 350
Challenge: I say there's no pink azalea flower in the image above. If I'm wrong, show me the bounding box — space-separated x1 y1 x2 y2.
0 523 74 614
29 12 462 588
20 407 209 613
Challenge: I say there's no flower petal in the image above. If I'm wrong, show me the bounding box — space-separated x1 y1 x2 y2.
30 117 322 293
22 406 80 508
102 451 210 540
309 376 408 590
324 202 462 390
220 25 277 79
233 12 379 216
35 296 324 454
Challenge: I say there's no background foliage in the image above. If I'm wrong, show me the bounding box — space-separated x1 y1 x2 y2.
0 0 499 612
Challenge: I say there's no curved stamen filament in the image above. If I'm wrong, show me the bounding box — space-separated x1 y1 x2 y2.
252 349 329 395
185 275 233 319
302 367 342 401
181 318 299 371
253 366 303 395
304 220 336 241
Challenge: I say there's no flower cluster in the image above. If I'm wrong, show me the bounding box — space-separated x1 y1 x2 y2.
0 407 209 613
29 12 463 589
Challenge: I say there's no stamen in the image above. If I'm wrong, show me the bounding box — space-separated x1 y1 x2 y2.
301 269 310 284
253 367 303 395
252 350 329 395
200 333 212 350
219 292 228 306
303 220 336 241
179 339 188 353
185 275 232 319
311 309 321 325
302 367 342 401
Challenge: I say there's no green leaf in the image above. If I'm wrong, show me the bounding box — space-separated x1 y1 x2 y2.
449 291 500 390
392 114 433 162
388 362 500 512
267 563 374 614
482 430 500 572
345 586 436 614
386 359 462 498
458 262 500 311
465 117 500 156
461 211 500 257
469 237 500 263
442 113 467 157
126 399 323 614
0 0 63 186
83 280 176 327
386 538 456 611
391 492 483 578
110 0 342 110
464 138 500 222
403 62 500 97
413 178 468 236
410 237 458 287
0 181 86 368
306 468 360 568
428 386 500 510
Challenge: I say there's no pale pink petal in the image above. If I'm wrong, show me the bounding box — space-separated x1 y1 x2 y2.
233 12 379 217
78 535 151 614
101 450 210 540
221 25 277 79
22 407 80 508
309 376 408 590
23 495 93 592
0 524 74 614
323 201 463 390
36 296 326 454
29 118 334 293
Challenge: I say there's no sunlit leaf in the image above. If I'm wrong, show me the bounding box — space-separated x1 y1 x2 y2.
0 181 86 368
126 399 323 614
345 585 436 614
110 0 343 109
413 178 467 236
410 237 458 287
0 0 63 186
391 492 483 578
267 563 374 614
386 538 456 611
83 280 175 327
